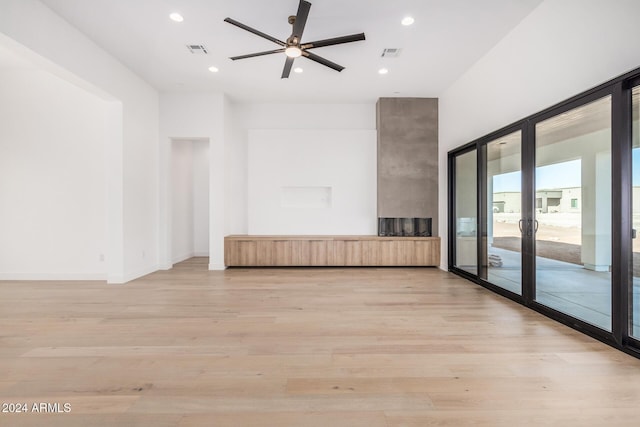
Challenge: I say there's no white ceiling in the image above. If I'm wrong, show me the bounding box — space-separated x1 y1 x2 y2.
36 0 543 103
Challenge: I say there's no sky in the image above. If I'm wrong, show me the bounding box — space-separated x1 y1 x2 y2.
493 159 581 192
493 150 640 192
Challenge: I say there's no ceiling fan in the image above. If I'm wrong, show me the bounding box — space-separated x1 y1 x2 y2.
224 0 365 78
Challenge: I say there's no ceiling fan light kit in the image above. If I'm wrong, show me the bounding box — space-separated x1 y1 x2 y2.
285 46 302 58
224 0 365 78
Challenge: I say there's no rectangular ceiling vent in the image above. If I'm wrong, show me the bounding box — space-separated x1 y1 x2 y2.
381 48 402 58
187 44 208 54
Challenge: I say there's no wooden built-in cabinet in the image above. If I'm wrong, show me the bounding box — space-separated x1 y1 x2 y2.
224 235 440 267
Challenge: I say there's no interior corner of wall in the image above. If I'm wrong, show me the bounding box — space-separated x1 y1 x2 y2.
107 275 126 284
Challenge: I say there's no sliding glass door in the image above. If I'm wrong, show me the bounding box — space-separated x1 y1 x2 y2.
448 68 640 355
481 131 522 295
453 149 477 274
633 85 640 340
533 96 612 331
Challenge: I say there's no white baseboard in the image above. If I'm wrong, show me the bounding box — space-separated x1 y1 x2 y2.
159 263 173 270
209 263 226 270
171 252 209 264
172 253 193 264
108 264 158 284
0 272 107 281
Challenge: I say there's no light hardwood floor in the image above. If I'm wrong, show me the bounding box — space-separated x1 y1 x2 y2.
1 257 640 426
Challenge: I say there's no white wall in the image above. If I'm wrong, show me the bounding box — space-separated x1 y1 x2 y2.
159 92 225 270
231 103 376 235
224 96 244 236
192 141 210 255
439 0 640 269
0 0 159 283
234 104 375 131
0 68 107 279
171 141 194 263
248 129 377 235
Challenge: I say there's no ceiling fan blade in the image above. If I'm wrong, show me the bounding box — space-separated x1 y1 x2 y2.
230 48 285 61
301 33 366 50
281 57 295 79
224 18 286 46
291 0 312 42
302 51 344 72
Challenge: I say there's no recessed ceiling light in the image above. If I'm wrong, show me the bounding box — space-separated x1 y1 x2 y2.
208 66 219 73
169 13 184 22
378 68 389 75
401 16 415 26
293 67 303 73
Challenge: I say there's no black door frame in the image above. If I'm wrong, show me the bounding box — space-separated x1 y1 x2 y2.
625 76 640 350
448 143 479 284
476 123 526 303
448 66 640 359
526 86 615 347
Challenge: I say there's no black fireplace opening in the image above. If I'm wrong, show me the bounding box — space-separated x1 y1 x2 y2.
378 217 432 237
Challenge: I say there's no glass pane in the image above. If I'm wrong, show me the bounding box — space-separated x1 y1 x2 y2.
632 85 640 339
455 150 477 274
534 96 612 331
482 131 522 294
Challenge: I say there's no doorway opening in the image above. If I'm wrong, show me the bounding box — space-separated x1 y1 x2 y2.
171 138 210 267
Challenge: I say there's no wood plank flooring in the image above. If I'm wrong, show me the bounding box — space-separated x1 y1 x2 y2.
1 257 640 426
